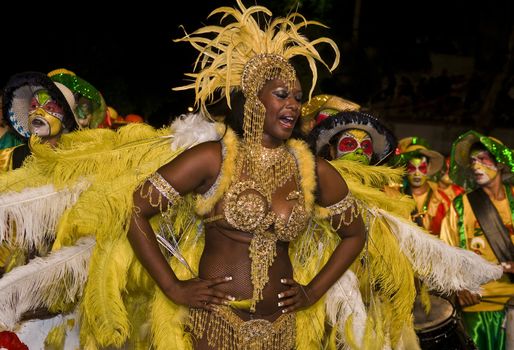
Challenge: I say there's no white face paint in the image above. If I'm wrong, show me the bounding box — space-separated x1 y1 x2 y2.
28 116 51 136
470 149 498 185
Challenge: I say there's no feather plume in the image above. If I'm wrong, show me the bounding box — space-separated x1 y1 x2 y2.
325 270 367 349
0 237 95 330
169 113 219 151
173 0 339 113
327 160 415 219
378 208 503 293
80 238 132 347
0 181 89 249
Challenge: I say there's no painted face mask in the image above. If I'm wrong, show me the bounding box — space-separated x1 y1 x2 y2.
407 156 428 187
336 129 373 165
470 149 498 185
28 89 64 137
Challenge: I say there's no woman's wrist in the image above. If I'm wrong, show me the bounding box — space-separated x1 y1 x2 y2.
305 283 323 304
161 277 181 301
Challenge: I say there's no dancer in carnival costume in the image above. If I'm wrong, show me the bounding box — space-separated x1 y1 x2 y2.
0 2 502 350
441 131 514 350
126 1 368 349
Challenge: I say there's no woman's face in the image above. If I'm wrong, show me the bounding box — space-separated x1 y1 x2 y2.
259 78 302 147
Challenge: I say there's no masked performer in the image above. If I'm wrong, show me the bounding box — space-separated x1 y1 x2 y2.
441 131 514 350
393 137 451 236
0 72 78 172
48 68 107 129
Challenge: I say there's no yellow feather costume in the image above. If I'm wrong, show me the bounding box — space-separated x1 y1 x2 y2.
0 1 502 349
0 117 502 350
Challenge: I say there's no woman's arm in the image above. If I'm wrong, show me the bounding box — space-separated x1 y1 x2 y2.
279 158 366 313
128 141 233 309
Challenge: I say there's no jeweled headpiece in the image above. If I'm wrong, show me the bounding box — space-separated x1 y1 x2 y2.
173 0 340 144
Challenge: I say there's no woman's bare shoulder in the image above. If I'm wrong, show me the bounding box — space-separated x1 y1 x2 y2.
157 141 223 193
314 157 349 206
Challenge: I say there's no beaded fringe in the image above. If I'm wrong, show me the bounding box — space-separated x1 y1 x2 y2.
189 306 295 350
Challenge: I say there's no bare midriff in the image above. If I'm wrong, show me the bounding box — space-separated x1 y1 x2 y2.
199 225 293 322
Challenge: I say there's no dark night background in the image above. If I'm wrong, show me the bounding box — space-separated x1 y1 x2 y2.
1 0 513 149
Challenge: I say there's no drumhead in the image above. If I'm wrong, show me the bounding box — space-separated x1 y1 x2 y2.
413 295 455 330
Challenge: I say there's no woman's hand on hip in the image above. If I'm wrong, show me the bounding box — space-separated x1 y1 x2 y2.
277 278 314 314
166 276 235 310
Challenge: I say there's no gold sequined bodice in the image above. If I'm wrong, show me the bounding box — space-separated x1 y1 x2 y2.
206 143 309 242
223 179 308 241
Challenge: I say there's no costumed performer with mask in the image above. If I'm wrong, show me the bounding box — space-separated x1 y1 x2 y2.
441 131 514 350
48 68 107 129
307 105 493 349
0 71 79 172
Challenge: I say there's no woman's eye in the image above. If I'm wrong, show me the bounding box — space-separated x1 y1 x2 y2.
273 90 288 99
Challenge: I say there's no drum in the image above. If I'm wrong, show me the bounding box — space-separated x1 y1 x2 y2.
413 295 476 350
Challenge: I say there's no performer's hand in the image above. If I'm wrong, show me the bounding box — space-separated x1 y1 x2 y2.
501 261 514 274
277 278 314 313
456 289 481 307
167 276 235 310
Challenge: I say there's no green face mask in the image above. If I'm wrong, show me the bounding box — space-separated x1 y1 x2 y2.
336 129 373 165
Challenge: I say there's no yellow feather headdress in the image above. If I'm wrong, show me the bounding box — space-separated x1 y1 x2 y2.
173 0 340 120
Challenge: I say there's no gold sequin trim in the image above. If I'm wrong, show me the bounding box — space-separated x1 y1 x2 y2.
326 191 360 230
248 230 276 312
141 172 182 212
189 306 295 350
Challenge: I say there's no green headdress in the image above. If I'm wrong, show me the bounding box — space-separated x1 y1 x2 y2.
48 69 106 129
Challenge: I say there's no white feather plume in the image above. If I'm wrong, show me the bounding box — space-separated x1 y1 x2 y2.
169 113 219 151
325 270 367 349
0 237 95 330
0 181 89 248
377 208 503 293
